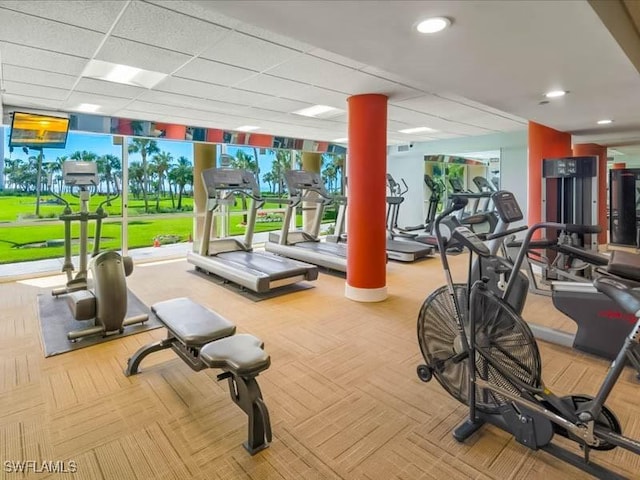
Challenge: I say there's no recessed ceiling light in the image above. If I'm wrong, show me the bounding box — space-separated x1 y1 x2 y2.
544 90 567 98
236 125 260 132
293 105 343 118
398 126 437 134
332 137 348 143
76 103 101 113
597 119 613 125
416 17 451 34
81 59 167 89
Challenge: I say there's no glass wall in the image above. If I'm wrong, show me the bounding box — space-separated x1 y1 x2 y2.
1 125 347 267
0 128 122 265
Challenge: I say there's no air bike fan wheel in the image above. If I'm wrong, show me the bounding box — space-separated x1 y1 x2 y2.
417 284 542 414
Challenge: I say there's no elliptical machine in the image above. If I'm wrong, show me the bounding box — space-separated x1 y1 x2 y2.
51 161 148 341
417 195 640 479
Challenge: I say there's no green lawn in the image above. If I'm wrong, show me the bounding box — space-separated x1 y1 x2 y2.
0 192 333 264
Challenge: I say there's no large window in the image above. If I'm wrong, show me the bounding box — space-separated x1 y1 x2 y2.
1 127 346 267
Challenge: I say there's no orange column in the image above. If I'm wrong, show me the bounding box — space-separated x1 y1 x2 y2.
346 94 387 302
527 121 572 227
572 143 607 244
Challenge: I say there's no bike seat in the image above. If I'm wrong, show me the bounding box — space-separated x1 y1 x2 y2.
593 276 640 316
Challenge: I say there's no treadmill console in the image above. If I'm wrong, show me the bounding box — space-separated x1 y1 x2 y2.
284 170 329 197
62 161 98 187
491 191 523 223
201 168 260 196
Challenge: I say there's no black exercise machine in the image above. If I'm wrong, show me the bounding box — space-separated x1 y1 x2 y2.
418 198 640 479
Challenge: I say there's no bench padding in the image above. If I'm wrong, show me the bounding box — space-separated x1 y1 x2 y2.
608 250 640 282
200 334 270 376
151 297 236 347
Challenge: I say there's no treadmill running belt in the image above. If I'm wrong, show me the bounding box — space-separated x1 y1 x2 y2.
217 251 311 281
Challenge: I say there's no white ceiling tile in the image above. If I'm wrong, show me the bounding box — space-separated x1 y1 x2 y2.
0 1 126 33
234 22 314 53
286 86 348 110
243 108 300 123
75 78 146 99
392 95 516 125
460 113 527 131
253 97 313 113
153 76 229 99
137 90 251 116
200 32 300 72
266 55 356 91
3 80 68 100
0 9 103 57
2 65 77 90
111 1 231 56
96 37 191 74
145 1 244 29
0 43 89 76
444 124 499 136
360 66 430 91
63 92 132 114
233 74 310 98
220 88 274 106
1 93 64 110
307 48 367 70
174 58 257 86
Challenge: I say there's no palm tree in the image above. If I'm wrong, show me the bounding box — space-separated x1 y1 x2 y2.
151 151 173 211
269 149 291 198
262 171 275 194
29 150 45 216
98 154 121 198
229 150 259 223
128 138 160 213
128 162 145 201
322 163 337 193
51 155 67 194
70 150 97 162
168 156 193 210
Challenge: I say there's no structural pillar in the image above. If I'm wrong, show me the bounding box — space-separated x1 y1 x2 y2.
572 143 607 245
193 143 217 252
345 94 387 302
527 121 572 227
301 152 322 233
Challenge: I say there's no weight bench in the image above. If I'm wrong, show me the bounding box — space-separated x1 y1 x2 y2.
124 297 272 454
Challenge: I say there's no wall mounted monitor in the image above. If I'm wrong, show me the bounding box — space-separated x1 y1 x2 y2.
9 112 70 149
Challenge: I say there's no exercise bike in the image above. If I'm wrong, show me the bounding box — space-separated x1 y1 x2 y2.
51 161 148 341
417 196 640 479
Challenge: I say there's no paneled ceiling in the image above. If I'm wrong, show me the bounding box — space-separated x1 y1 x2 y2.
0 0 639 151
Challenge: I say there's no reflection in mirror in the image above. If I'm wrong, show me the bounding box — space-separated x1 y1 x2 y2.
424 151 500 214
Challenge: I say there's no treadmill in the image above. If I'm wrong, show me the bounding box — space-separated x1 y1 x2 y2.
186 167 318 293
384 174 434 261
266 170 348 272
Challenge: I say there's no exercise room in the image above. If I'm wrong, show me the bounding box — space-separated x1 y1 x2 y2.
1 1 640 479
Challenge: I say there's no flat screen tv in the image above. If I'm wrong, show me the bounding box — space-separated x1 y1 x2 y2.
9 112 70 149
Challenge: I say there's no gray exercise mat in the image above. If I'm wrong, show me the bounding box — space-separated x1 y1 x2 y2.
37 289 163 357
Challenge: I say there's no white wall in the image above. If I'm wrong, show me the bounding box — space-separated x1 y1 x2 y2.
387 131 528 228
385 150 424 228
500 145 528 224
